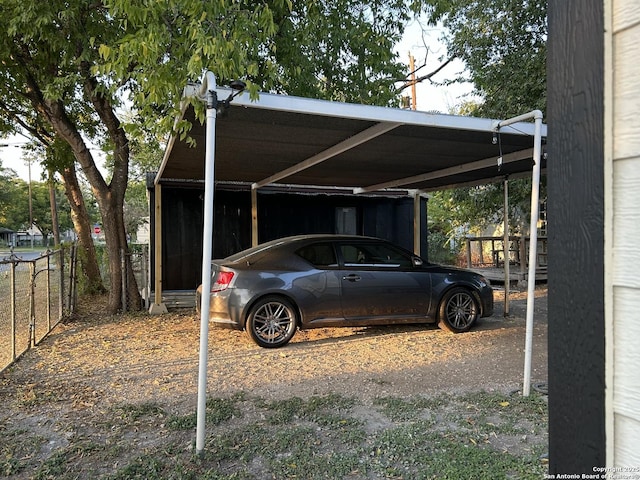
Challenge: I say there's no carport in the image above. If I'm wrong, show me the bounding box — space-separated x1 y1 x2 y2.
153 72 546 452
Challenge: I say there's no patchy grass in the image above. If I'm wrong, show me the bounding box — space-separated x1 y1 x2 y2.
1 288 549 478
2 390 548 479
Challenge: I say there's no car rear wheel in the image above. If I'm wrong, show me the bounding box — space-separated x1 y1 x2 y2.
437 287 479 333
246 296 298 348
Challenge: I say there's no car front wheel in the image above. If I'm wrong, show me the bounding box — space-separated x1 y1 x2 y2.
246 296 298 348
437 287 479 333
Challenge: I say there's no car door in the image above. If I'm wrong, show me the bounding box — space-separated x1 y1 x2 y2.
337 240 432 323
293 242 344 324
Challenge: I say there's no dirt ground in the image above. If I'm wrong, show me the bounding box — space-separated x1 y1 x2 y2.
0 285 547 418
0 285 549 478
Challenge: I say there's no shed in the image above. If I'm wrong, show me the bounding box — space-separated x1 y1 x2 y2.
152 86 546 300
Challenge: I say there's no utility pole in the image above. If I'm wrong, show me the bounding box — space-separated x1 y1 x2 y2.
28 158 34 249
409 53 417 110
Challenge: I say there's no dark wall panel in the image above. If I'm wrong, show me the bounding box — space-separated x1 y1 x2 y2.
362 200 393 240
155 187 424 291
212 192 252 257
393 200 415 252
160 187 251 290
258 194 337 240
547 0 605 472
161 186 203 291
257 194 421 253
361 198 426 254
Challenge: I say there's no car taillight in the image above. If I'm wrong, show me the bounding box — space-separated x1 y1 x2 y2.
211 271 234 292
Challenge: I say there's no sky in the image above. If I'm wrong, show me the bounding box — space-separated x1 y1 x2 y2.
394 19 476 113
0 140 109 183
1 20 474 182
0 140 42 181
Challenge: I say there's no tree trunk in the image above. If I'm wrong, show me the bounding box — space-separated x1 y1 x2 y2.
47 170 61 246
81 75 142 312
15 38 141 313
101 195 142 311
60 165 105 295
82 74 142 312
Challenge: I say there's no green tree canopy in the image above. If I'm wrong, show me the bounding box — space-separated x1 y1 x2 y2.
0 157 72 239
1 0 419 311
415 0 547 261
425 0 546 118
98 0 415 136
0 162 24 230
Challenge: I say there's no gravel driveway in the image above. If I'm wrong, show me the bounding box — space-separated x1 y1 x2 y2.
0 286 548 478
0 287 547 412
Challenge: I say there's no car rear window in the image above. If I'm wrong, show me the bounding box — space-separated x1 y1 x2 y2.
296 244 338 268
224 238 287 262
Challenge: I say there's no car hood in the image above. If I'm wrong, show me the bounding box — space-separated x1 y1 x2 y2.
425 264 480 276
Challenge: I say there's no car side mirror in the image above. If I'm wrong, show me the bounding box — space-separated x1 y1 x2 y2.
412 256 424 267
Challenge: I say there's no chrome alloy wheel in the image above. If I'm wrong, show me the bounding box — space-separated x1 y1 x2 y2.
247 297 298 348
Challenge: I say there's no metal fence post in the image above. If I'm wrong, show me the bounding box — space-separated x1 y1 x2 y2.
59 247 65 319
29 261 36 348
10 260 17 362
67 245 73 312
46 253 51 331
142 248 149 310
68 245 77 313
120 248 126 312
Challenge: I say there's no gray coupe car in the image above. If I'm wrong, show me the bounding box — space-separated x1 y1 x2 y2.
196 234 493 348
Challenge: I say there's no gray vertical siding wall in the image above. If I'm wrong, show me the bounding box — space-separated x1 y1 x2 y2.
609 0 640 465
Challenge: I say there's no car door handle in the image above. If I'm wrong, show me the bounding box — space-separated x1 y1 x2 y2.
342 274 361 282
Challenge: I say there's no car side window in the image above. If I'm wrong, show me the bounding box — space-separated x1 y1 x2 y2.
340 242 413 268
296 244 338 268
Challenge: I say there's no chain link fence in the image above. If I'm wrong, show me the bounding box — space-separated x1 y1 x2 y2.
95 244 150 312
0 244 150 372
124 246 149 312
0 247 75 373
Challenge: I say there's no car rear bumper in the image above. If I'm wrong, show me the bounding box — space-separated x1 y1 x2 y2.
196 288 244 330
209 292 244 330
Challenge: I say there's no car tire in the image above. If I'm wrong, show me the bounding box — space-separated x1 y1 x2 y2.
246 296 298 348
437 287 479 333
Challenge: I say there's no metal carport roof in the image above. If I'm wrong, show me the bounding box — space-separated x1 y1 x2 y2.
154 78 546 454
155 88 546 191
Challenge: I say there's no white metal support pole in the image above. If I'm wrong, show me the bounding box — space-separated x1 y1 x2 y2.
251 187 258 247
503 177 510 316
195 72 217 454
413 191 421 256
496 110 543 397
522 112 543 396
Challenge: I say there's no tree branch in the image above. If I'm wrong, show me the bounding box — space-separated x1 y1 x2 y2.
396 56 456 92
10 39 107 194
80 61 130 201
